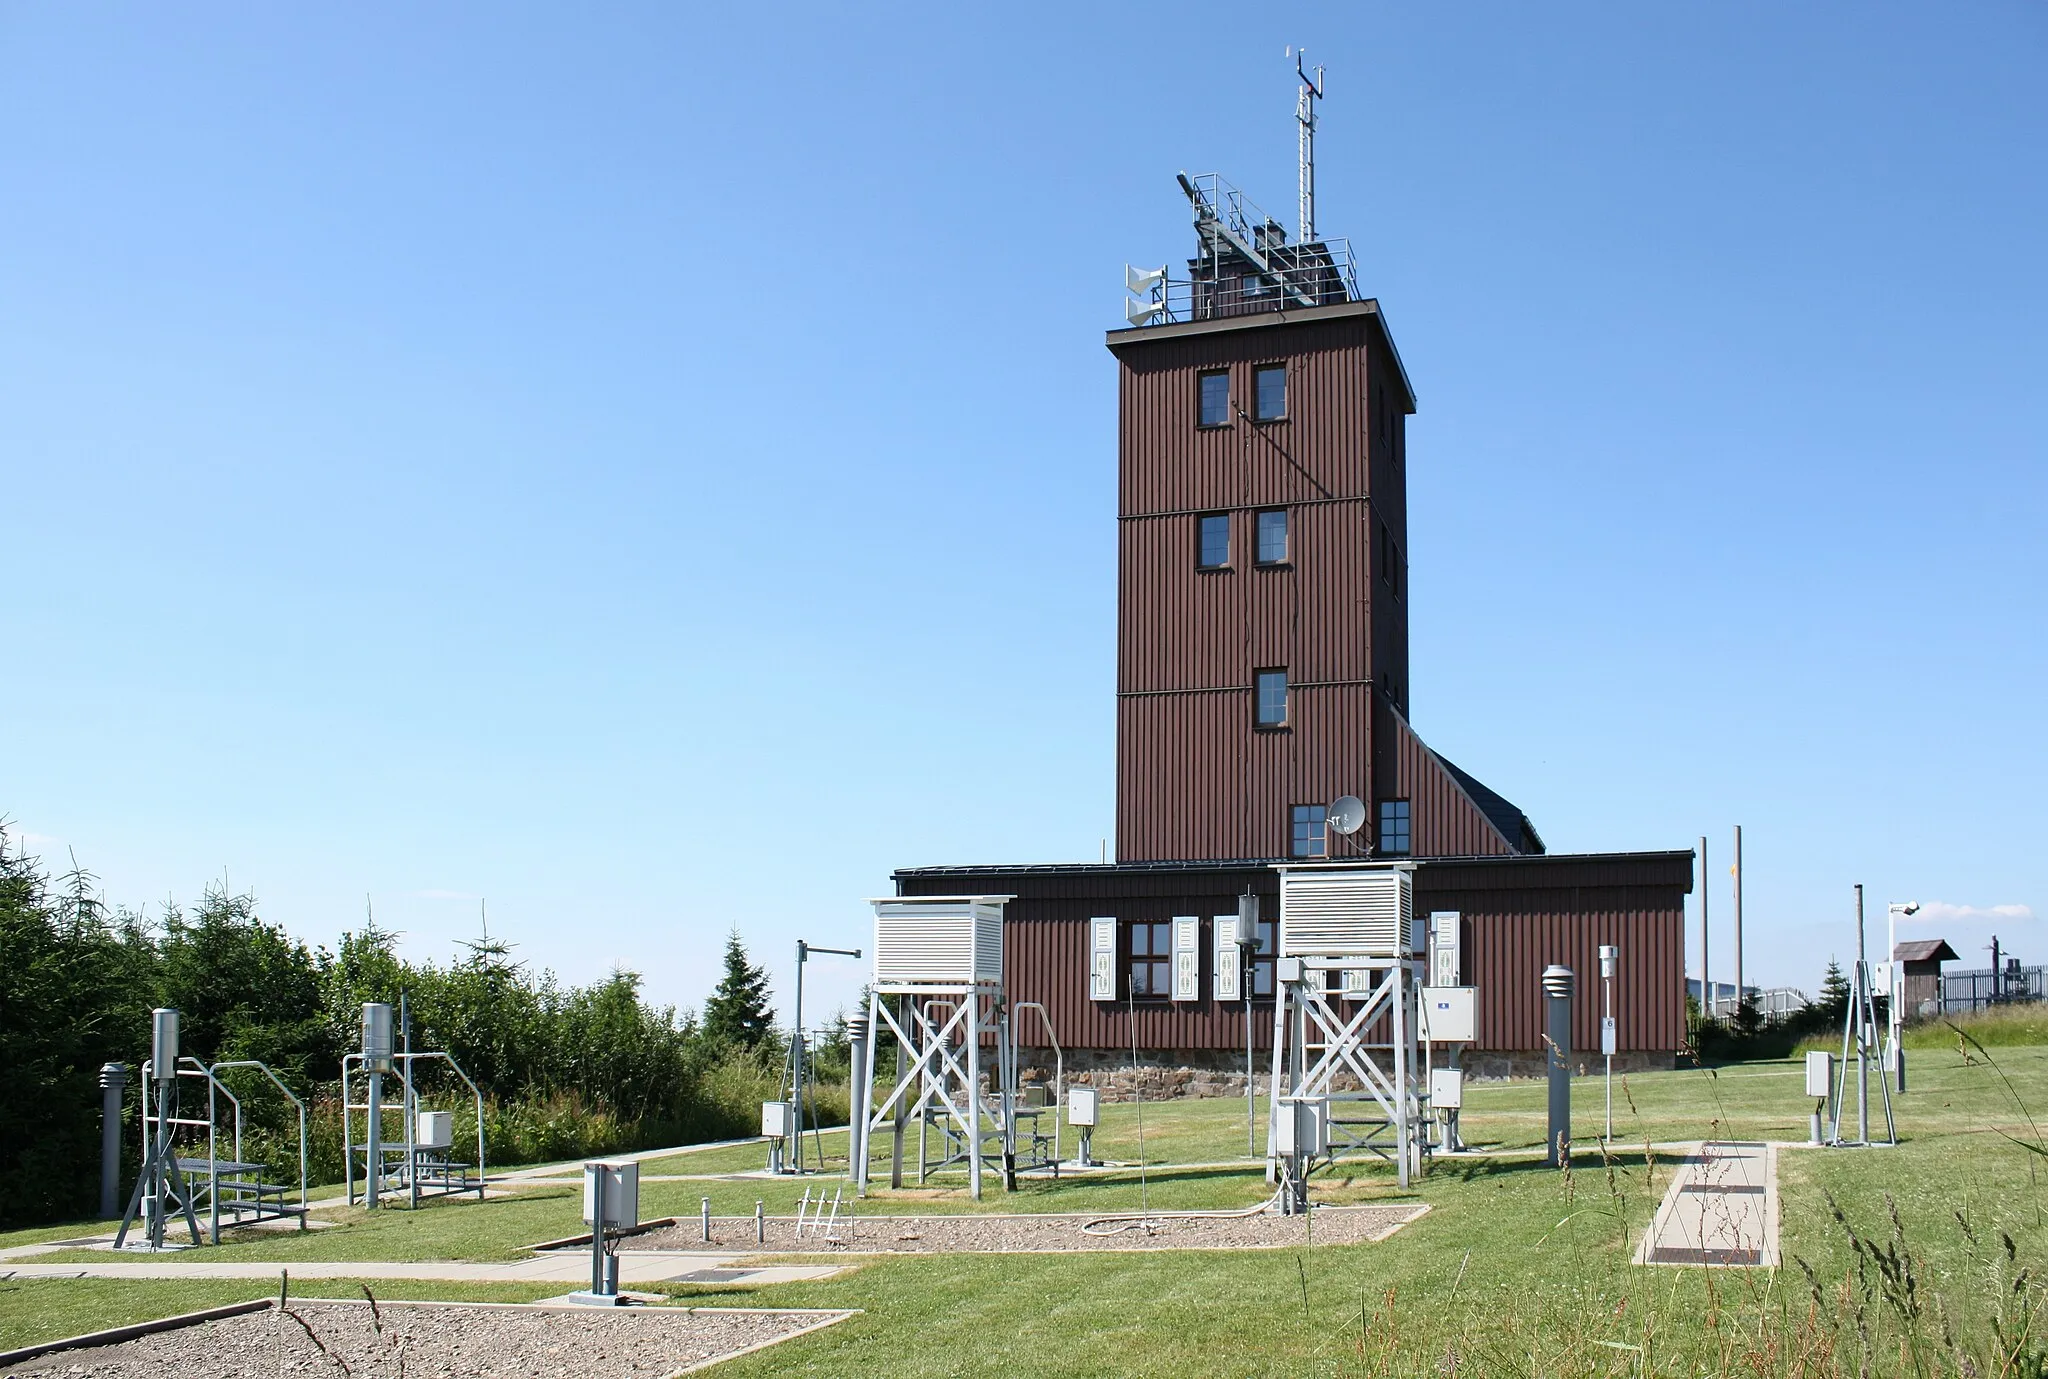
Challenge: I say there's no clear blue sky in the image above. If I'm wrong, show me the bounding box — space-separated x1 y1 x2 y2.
4 3 2042 1025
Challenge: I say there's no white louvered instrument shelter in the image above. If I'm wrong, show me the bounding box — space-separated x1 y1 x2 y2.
868 895 1011 987
1279 867 1414 958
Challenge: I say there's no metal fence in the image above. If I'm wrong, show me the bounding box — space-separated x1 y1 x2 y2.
1942 965 2047 1013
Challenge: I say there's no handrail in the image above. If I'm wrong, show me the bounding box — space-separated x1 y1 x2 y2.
1010 1001 1063 1167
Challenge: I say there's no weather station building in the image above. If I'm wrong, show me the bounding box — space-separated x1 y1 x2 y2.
890 113 1693 1092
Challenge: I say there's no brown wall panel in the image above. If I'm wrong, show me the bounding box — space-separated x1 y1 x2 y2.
1116 683 1374 862
1110 302 1410 861
898 853 1694 1055
1388 710 1517 858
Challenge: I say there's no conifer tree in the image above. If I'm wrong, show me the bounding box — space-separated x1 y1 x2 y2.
700 929 775 1051
1817 958 1852 1025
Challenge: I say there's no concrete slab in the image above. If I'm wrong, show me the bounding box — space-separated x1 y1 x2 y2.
1633 1140 1779 1268
0 1249 844 1286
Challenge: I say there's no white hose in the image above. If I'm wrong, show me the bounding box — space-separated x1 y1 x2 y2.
1079 1187 1289 1234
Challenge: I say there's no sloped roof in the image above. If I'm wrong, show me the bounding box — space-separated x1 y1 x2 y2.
1894 939 1960 965
1436 756 1547 856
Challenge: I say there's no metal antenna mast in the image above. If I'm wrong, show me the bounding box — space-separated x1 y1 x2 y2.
1291 49 1324 243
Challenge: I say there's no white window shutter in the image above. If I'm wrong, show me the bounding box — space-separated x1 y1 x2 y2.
1213 915 1241 1002
1172 915 1200 1001
1089 918 1116 1001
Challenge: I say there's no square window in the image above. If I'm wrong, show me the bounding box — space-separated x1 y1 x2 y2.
1254 364 1287 421
1255 669 1289 727
1126 919 1173 998
1198 371 1230 427
1379 800 1412 856
1291 804 1327 858
1255 509 1289 564
1197 513 1230 569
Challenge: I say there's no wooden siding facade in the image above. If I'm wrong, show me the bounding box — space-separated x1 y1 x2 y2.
895 853 1695 1055
1109 301 1416 862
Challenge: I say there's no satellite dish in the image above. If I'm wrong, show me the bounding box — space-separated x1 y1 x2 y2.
1125 297 1166 326
1328 795 1367 836
1126 264 1167 294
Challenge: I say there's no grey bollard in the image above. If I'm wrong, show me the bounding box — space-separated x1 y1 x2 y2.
846 1013 870 1181
99 1063 128 1219
1542 965 1575 1167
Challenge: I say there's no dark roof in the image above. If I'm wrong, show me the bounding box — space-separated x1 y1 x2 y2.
1435 756 1546 856
893 850 1691 880
1894 939 1960 965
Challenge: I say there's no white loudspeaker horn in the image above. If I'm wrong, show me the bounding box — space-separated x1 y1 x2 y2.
1125 297 1166 326
1125 264 1167 295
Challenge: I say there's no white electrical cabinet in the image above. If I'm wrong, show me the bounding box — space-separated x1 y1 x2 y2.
1804 1050 1835 1099
1428 912 1462 987
1419 987 1477 1044
869 895 1010 986
1275 1098 1329 1156
1279 868 1413 958
1428 1068 1464 1110
415 1111 453 1150
1066 1086 1100 1128
760 1100 793 1139
582 1161 639 1228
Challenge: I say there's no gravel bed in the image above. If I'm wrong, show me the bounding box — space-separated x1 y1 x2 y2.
3 1300 847 1378
628 1203 1426 1254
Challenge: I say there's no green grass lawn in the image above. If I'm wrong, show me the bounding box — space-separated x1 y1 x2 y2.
8 1031 2048 1375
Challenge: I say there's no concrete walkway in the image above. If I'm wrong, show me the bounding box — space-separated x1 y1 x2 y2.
1633 1141 1779 1268
0 1250 841 1288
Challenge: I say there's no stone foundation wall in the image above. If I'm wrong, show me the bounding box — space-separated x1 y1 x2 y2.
1017 1046 1675 1103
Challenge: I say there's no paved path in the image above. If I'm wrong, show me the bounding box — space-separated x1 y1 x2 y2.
0 1250 841 1288
1634 1141 1779 1268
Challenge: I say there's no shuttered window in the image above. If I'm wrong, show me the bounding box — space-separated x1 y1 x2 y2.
1088 918 1116 1001
1171 916 1200 1001
1213 914 1240 1002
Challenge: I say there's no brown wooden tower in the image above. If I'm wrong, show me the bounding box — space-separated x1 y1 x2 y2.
1109 178 1541 864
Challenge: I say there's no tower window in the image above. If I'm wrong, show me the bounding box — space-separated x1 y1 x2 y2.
1198 371 1230 428
1254 364 1287 421
1291 804 1327 858
1255 508 1289 565
1379 800 1412 856
1254 669 1289 727
1126 919 1172 998
1197 514 1230 569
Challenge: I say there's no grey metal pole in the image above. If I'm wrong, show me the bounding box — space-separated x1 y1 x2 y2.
1732 825 1744 1020
1698 836 1710 1020
99 1063 128 1219
1599 946 1616 1141
589 1166 606 1297
1239 890 1259 1159
1542 965 1574 1168
1856 885 1869 1145
791 941 806 1174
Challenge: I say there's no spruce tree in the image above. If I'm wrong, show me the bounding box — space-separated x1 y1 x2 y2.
701 929 775 1051
1817 958 1852 1025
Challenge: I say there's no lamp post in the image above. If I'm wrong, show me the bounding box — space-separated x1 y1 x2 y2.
1237 891 1260 1157
787 940 861 1174
99 1062 128 1219
1886 902 1919 1093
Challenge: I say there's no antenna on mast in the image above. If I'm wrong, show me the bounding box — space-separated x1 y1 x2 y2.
1289 48 1324 243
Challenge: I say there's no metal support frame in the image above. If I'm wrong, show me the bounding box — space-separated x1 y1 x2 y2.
855 983 1011 1200
1265 955 1422 1192
1829 886 1897 1147
342 1051 488 1207
777 940 862 1175
117 1056 308 1248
